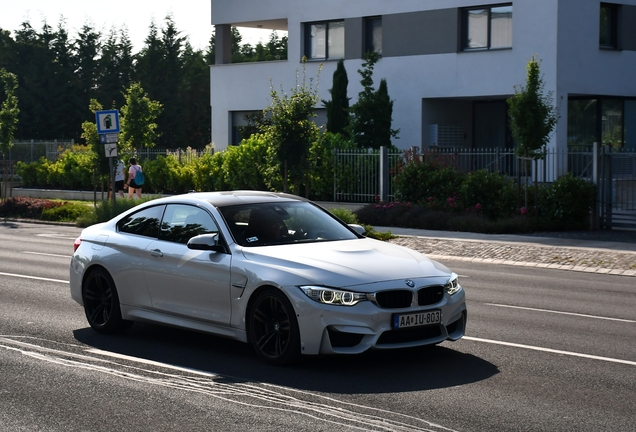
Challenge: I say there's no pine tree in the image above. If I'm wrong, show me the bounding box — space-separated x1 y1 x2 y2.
349 52 398 149
73 23 101 132
324 59 349 136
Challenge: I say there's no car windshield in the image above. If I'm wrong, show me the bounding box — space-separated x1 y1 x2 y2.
219 201 359 247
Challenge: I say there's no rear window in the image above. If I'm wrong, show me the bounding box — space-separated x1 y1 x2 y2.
117 205 165 238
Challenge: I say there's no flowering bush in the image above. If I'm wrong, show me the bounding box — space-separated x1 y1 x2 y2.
359 158 596 233
0 197 64 219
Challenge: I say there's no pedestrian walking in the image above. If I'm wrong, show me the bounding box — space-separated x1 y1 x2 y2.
125 157 144 199
109 159 126 198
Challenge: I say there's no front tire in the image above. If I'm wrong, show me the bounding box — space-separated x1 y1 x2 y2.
248 289 301 366
82 268 132 334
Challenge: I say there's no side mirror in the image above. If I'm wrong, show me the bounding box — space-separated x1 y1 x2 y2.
187 233 224 252
348 224 366 235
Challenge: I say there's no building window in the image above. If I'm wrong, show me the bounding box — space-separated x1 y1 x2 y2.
600 3 619 49
365 17 382 55
462 4 512 50
305 20 345 60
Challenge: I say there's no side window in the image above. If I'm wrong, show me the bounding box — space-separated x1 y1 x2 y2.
365 17 382 55
159 204 218 244
462 5 512 51
600 3 619 49
118 205 165 238
305 20 345 60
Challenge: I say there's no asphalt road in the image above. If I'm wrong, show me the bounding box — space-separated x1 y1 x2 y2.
1 221 634 431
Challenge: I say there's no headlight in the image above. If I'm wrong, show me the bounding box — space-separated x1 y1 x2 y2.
444 273 462 295
300 286 368 306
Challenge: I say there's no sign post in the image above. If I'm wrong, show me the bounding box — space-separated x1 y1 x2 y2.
96 110 121 206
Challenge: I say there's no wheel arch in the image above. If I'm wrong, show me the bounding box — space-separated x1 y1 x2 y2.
245 284 294 340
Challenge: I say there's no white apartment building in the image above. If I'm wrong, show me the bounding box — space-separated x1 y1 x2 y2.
209 0 636 156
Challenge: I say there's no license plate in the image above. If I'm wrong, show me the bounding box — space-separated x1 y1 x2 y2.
393 310 441 329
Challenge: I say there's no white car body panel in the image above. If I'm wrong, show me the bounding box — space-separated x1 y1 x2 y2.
69 191 467 360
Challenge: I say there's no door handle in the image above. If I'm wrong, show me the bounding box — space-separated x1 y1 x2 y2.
150 249 163 257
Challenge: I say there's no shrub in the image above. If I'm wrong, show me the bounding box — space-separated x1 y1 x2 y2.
143 156 186 194
41 202 94 222
539 173 596 230
393 155 465 205
309 132 357 200
460 170 517 219
222 135 270 191
0 196 64 219
328 207 358 224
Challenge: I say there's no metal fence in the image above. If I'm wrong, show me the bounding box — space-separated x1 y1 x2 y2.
422 147 596 182
333 147 403 202
7 140 76 163
6 141 213 165
598 147 636 228
332 147 601 203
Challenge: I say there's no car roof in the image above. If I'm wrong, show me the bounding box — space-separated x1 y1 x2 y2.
179 190 309 208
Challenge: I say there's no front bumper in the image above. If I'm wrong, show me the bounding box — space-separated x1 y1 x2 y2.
287 281 467 356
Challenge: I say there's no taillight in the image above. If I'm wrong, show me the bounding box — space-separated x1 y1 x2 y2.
73 237 82 252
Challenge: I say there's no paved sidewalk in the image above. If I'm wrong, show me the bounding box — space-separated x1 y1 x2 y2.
378 227 636 277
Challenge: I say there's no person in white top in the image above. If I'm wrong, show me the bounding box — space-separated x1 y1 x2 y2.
109 159 126 198
125 157 143 199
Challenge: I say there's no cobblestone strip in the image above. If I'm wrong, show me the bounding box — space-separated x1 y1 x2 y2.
389 237 636 277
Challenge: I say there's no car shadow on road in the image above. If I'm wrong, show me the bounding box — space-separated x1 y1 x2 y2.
74 323 498 394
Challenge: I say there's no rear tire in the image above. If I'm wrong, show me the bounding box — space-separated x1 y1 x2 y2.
82 268 132 334
248 289 301 366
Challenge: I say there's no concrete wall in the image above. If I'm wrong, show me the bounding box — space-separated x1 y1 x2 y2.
209 0 636 152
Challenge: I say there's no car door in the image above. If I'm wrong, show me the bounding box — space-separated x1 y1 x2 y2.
114 204 166 308
143 204 232 325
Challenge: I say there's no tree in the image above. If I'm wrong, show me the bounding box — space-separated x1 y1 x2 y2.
156 16 186 148
264 61 321 194
507 55 557 159
0 69 19 199
80 99 108 179
323 59 349 135
507 55 558 210
97 28 128 109
120 83 162 155
181 43 211 148
74 23 102 134
12 22 54 139
348 51 398 148
51 19 80 139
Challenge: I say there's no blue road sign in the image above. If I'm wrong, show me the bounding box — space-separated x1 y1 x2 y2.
96 110 121 134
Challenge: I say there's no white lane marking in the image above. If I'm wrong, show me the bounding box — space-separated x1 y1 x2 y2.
23 251 71 259
0 271 68 284
463 336 636 366
36 233 78 240
0 337 452 432
85 348 218 378
486 303 636 323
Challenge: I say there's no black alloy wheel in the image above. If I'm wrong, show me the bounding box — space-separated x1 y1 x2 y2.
249 289 301 366
82 268 132 333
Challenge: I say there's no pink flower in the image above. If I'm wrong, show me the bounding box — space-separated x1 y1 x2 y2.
520 207 528 215
475 203 482 210
374 205 380 209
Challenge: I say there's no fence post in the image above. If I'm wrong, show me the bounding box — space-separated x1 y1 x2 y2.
333 148 337 202
592 142 600 230
379 146 389 202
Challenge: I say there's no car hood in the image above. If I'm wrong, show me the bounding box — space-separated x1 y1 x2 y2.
239 238 451 288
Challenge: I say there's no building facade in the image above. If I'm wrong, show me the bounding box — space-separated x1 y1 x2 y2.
209 0 636 158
